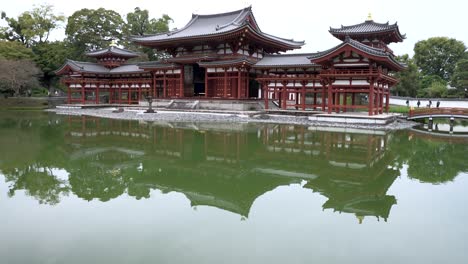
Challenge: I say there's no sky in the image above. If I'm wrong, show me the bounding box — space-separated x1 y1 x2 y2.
1 0 467 56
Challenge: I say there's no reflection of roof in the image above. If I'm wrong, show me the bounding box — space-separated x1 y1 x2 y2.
329 20 405 42
254 53 318 68
55 60 145 75
132 6 304 48
86 46 139 58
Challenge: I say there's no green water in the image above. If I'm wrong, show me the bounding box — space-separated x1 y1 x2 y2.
1 111 467 264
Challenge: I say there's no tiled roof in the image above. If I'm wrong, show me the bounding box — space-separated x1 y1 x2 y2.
308 38 405 69
329 20 405 42
138 61 180 69
56 60 144 74
254 53 318 68
86 47 139 58
132 6 304 48
197 56 257 67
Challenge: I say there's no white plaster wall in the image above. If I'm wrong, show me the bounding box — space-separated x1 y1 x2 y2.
390 96 468 108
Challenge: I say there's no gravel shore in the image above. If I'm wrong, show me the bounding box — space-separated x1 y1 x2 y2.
49 107 417 130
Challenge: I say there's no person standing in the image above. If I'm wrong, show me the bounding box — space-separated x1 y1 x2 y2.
406 99 409 107
417 100 421 108
436 100 440 108
428 100 432 108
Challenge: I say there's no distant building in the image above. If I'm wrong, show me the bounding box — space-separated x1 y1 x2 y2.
56 7 405 115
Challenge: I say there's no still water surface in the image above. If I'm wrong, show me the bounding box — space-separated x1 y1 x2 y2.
0 112 467 264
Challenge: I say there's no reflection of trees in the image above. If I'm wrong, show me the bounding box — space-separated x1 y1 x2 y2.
387 130 468 184
4 165 69 205
1 113 467 220
0 111 69 204
406 139 468 183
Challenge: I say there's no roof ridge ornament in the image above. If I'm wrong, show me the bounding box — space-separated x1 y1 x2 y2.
366 12 373 21
109 39 118 47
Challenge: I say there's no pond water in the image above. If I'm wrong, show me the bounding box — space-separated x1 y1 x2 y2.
0 111 467 264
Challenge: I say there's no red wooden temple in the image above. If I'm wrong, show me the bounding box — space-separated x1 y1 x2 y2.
56 7 405 115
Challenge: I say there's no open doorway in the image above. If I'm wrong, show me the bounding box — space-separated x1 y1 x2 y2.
193 64 206 96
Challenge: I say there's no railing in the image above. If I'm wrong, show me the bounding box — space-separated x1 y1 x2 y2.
408 107 468 118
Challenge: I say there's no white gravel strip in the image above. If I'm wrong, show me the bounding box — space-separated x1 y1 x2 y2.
47 108 417 131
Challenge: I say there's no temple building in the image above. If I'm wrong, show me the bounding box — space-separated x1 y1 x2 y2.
56 7 405 115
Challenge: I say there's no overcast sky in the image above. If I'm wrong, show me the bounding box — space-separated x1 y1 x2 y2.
1 0 467 56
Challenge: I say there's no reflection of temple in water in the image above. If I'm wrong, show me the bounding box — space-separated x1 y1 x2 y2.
62 116 399 221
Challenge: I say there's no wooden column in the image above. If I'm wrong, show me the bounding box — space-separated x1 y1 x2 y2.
67 84 71 104
335 90 340 113
379 83 384 114
205 68 209 98
237 68 241 99
327 83 332 114
385 89 390 113
163 71 167 98
223 68 227 98
152 72 156 98
128 86 131 105
81 82 85 104
138 84 142 103
281 81 287 109
322 86 326 111
95 84 99 104
118 84 122 104
343 92 347 112
263 82 269 110
368 78 374 116
179 66 184 98
313 90 317 110
302 81 306 110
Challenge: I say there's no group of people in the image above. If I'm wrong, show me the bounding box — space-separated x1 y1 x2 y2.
406 99 440 108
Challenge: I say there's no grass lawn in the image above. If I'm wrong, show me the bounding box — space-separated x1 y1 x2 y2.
388 105 410 114
0 97 49 110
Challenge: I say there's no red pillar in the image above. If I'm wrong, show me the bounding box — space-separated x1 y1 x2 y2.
282 82 287 109
138 84 142 103
302 83 306 110
327 83 332 114
163 71 167 98
343 92 347 113
95 84 99 104
128 86 131 105
313 91 317 110
368 78 374 116
263 83 269 110
81 83 85 104
386 90 390 113
322 86 326 111
118 84 122 104
179 67 184 98
205 68 209 98
67 84 71 104
335 90 340 113
223 68 227 98
237 68 241 99
380 84 384 114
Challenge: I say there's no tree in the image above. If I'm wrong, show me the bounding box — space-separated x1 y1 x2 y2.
32 40 77 91
65 8 124 51
417 75 447 98
0 40 35 60
451 57 468 96
393 54 420 97
0 59 40 96
1 4 64 47
123 7 172 60
414 37 466 81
